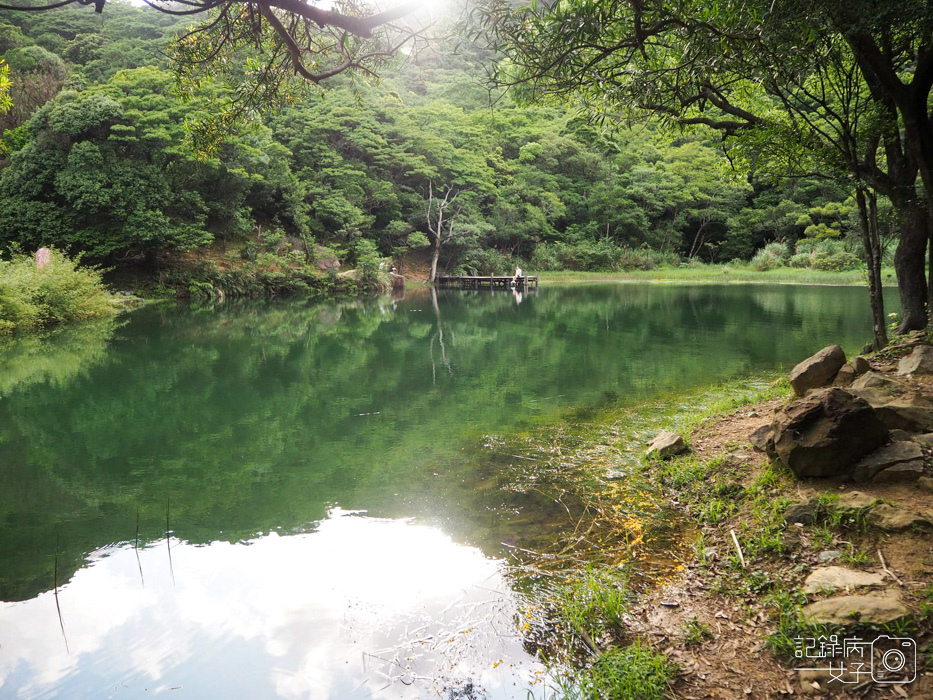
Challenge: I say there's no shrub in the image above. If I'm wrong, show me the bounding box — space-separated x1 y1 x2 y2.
811 251 862 271
0 249 115 332
751 241 790 271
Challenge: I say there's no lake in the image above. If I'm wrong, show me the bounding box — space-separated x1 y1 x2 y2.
0 283 888 698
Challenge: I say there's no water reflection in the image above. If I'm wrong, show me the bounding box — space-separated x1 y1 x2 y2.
0 283 891 696
0 509 546 699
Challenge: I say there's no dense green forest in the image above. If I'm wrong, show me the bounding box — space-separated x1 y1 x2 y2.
0 0 878 292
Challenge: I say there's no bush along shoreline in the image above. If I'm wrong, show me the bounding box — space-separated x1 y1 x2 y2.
518 337 933 698
0 249 121 333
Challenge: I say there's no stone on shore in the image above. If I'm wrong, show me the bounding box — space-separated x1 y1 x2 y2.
645 431 688 460
784 500 819 525
802 566 885 594
749 423 772 452
867 503 933 532
833 364 856 386
853 356 871 375
802 591 910 626
790 345 846 396
898 344 933 377
770 388 889 478
873 460 925 484
851 371 905 392
834 491 879 511
917 476 933 494
852 441 924 482
873 397 933 433
912 432 933 447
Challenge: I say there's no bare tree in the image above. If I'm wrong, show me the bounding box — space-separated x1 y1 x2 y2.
425 181 462 283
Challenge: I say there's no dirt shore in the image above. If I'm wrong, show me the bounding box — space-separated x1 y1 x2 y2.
634 339 933 699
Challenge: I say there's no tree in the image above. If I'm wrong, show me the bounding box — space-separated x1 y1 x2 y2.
471 0 931 330
425 181 462 282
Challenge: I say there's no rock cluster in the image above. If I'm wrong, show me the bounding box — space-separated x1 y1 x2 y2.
752 344 933 483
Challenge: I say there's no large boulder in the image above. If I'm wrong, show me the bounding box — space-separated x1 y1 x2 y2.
789 345 846 396
770 388 889 478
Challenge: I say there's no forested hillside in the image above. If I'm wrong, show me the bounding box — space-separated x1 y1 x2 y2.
0 1 878 285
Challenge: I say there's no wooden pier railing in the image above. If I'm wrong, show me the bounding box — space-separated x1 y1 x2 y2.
434 275 539 290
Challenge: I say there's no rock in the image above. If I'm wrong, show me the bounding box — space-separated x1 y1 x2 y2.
802 591 910 626
817 550 841 564
852 441 924 482
912 432 933 447
833 364 856 386
802 566 885 594
784 500 820 525
873 397 933 433
313 245 340 272
917 476 933 494
853 356 871 375
850 371 905 392
749 423 773 452
867 503 933 531
873 460 925 484
645 431 688 460
848 386 897 407
852 384 933 432
890 429 913 441
898 344 933 377
790 345 847 396
834 491 879 511
770 388 889 478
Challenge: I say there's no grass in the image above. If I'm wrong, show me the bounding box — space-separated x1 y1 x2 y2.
682 616 712 644
539 264 897 286
576 642 676 700
548 567 629 647
0 249 117 332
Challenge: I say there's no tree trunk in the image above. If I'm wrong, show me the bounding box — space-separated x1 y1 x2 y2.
895 106 933 330
429 238 440 282
856 188 887 349
891 199 929 332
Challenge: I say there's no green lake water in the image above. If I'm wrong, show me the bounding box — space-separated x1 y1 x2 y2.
0 283 890 698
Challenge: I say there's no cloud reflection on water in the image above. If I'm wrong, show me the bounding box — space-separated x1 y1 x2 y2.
0 509 546 699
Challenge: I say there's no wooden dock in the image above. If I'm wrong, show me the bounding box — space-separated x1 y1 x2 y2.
435 275 539 290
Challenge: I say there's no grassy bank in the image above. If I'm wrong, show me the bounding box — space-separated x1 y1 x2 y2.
0 250 119 333
540 264 897 286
